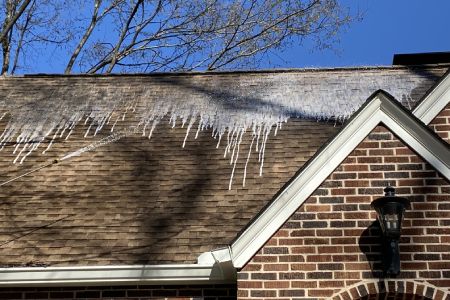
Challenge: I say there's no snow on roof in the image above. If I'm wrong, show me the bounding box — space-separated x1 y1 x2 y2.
0 66 446 187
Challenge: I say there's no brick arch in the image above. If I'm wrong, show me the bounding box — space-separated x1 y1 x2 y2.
330 280 449 300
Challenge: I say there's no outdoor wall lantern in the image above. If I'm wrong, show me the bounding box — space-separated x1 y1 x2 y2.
371 186 410 277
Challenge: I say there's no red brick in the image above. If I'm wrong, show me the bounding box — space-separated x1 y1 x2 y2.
400 262 427 270
319 280 345 288
344 180 370 187
316 229 343 236
351 149 367 156
429 262 450 270
412 236 440 243
252 256 278 263
239 281 262 289
395 148 414 155
320 245 344 253
343 212 369 219
398 179 424 186
381 141 404 148
291 281 317 288
273 230 289 237
343 157 356 164
237 290 248 297
412 219 439 227
331 188 356 195
279 255 305 263
431 117 448 124
332 172 357 180
250 290 276 297
334 271 361 279
278 238 304 245
343 165 369 172
290 263 316 271
345 195 371 203
304 204 331 212
263 281 289 289
290 229 315 237
304 238 330 245
358 172 383 179
291 246 316 254
427 244 450 252
263 264 289 271
317 212 342 219
306 255 332 262
332 255 359 262
318 263 343 270
308 289 334 297
242 263 262 271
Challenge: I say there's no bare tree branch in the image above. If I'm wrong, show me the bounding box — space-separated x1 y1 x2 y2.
11 0 34 74
0 0 356 74
65 0 102 74
105 0 143 73
0 0 31 43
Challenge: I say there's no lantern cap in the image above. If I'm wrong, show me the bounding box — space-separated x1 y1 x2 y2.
371 186 410 209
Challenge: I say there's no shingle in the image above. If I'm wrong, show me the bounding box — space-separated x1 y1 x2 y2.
0 66 446 266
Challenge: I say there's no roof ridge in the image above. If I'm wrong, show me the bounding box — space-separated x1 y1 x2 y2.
3 64 447 78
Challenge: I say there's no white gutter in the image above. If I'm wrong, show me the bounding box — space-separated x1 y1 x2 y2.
0 248 235 287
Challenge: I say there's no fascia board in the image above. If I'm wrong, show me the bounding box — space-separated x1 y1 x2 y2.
231 92 450 269
231 97 385 269
413 71 450 124
0 263 235 287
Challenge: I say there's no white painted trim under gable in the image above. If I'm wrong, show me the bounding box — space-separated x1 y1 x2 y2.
413 70 450 124
0 248 235 287
231 91 450 269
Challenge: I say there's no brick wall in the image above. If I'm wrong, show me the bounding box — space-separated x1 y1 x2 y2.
0 284 236 300
429 103 450 143
237 107 450 300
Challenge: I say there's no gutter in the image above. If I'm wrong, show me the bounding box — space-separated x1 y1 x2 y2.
0 248 236 287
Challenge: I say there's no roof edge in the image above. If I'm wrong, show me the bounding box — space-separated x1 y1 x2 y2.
3 64 448 78
0 264 235 287
0 248 236 287
231 90 450 269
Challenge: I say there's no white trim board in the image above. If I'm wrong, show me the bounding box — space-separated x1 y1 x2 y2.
413 69 450 124
231 90 450 269
0 248 235 287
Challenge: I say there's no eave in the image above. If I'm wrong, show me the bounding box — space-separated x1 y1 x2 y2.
0 248 236 287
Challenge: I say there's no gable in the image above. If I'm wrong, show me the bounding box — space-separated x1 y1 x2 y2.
232 85 450 269
238 124 450 299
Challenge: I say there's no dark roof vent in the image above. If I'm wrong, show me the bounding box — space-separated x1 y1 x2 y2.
393 51 450 66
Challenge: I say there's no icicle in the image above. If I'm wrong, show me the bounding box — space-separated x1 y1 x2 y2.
0 71 425 187
194 115 203 139
259 127 271 176
43 128 61 154
148 120 158 139
243 136 255 187
216 133 222 149
228 130 244 190
20 142 40 164
13 142 29 164
183 117 196 148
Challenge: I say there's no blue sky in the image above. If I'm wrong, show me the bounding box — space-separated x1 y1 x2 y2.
34 0 450 72
267 0 450 68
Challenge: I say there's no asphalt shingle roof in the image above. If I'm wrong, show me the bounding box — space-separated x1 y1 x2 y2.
0 65 447 266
